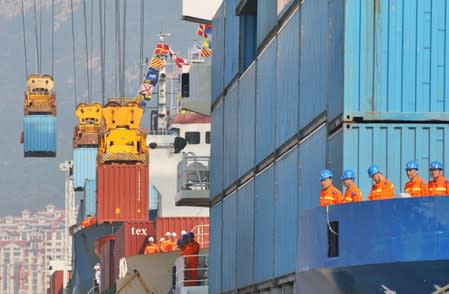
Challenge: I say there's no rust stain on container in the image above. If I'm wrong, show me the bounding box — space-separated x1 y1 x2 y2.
97 164 149 223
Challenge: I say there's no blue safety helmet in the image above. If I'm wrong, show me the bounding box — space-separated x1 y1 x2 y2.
177 239 185 247
188 232 195 238
430 161 444 170
341 169 356 180
319 169 333 181
405 160 419 170
368 165 382 177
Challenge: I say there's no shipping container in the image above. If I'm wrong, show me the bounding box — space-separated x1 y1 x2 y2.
115 221 154 259
274 147 298 277
100 236 115 293
238 63 256 178
96 164 149 223
299 0 328 130
23 115 56 157
255 39 277 163
257 0 277 46
209 202 222 294
222 192 237 292
210 102 224 199
237 180 255 288
224 0 239 86
150 184 159 210
212 3 225 103
83 179 96 219
254 164 275 283
276 9 299 148
77 199 84 225
154 217 209 248
327 0 449 122
223 84 239 188
50 270 63 294
73 148 97 190
328 123 449 200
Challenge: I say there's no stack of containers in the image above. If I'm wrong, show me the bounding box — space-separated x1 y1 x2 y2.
83 179 96 219
209 0 449 293
23 74 57 157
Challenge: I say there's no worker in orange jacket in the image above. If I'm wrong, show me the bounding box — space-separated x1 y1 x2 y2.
181 232 200 286
367 165 394 200
160 232 174 252
403 161 428 197
341 169 362 203
319 169 342 206
144 237 160 254
170 232 178 250
428 161 449 196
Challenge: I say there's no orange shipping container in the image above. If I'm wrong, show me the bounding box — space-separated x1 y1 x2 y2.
50 270 71 294
155 217 210 248
97 164 149 223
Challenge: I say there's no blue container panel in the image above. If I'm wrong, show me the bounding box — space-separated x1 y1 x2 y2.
327 123 449 200
223 85 239 188
77 199 85 225
224 0 239 86
150 185 158 210
298 126 327 215
276 10 299 148
73 148 97 190
256 39 277 163
274 147 298 277
238 64 256 177
210 103 224 199
237 180 255 288
23 115 56 155
299 0 328 129
257 0 277 46
254 165 275 283
84 179 96 218
209 202 222 294
222 192 237 292
212 3 225 103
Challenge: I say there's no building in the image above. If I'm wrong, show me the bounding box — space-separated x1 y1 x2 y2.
0 205 66 294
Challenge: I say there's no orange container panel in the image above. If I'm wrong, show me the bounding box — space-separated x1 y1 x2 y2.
155 217 210 248
97 164 149 223
50 270 63 294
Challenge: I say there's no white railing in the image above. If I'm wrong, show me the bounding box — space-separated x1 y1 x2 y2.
175 254 208 288
177 153 210 192
191 224 209 248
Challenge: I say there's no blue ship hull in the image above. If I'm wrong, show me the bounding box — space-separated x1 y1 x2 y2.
297 197 449 294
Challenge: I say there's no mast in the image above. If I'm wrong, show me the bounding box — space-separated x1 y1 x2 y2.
157 33 170 131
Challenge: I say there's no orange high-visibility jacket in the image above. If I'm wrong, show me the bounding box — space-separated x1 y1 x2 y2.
368 178 394 200
428 176 449 196
342 184 362 203
159 239 173 252
404 176 428 197
144 244 160 254
319 185 342 206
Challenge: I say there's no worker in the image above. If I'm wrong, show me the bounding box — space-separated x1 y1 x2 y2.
428 161 449 196
367 165 394 200
144 237 160 254
93 263 101 291
170 232 178 250
319 169 342 206
159 232 173 252
403 161 428 197
182 232 200 286
340 169 362 203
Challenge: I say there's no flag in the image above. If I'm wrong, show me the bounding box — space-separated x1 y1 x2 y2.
204 23 212 34
139 82 153 100
200 47 212 58
150 57 165 69
174 55 190 69
196 24 208 38
203 38 210 48
154 43 170 56
144 67 159 85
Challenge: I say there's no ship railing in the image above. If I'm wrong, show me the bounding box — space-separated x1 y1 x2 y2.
174 254 208 289
177 153 210 192
190 224 209 248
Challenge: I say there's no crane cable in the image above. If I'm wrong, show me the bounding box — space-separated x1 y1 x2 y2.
90 0 93 103
121 0 127 98
70 0 78 106
20 0 28 78
139 0 144 88
82 0 90 102
99 0 105 105
39 0 42 73
32 0 40 73
115 0 120 97
51 0 54 76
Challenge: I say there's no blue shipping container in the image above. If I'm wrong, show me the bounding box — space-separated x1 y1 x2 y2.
73 148 97 191
222 192 237 292
257 0 277 46
150 185 159 210
23 115 56 157
84 179 96 218
210 103 224 199
212 3 225 103
223 85 239 188
224 0 239 86
209 202 222 294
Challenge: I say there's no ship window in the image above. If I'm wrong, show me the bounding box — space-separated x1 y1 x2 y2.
327 221 339 258
185 132 200 144
205 132 211 144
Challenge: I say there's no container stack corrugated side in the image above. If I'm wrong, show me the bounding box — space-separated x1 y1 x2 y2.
210 0 449 293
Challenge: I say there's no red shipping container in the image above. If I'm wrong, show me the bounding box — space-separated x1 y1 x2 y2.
100 237 116 293
50 270 63 294
155 217 210 248
97 164 149 223
113 221 154 282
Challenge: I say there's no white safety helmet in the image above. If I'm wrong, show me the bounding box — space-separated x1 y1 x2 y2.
148 236 154 242
94 263 100 270
159 237 165 242
165 231 171 237
181 230 187 236
172 232 177 237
